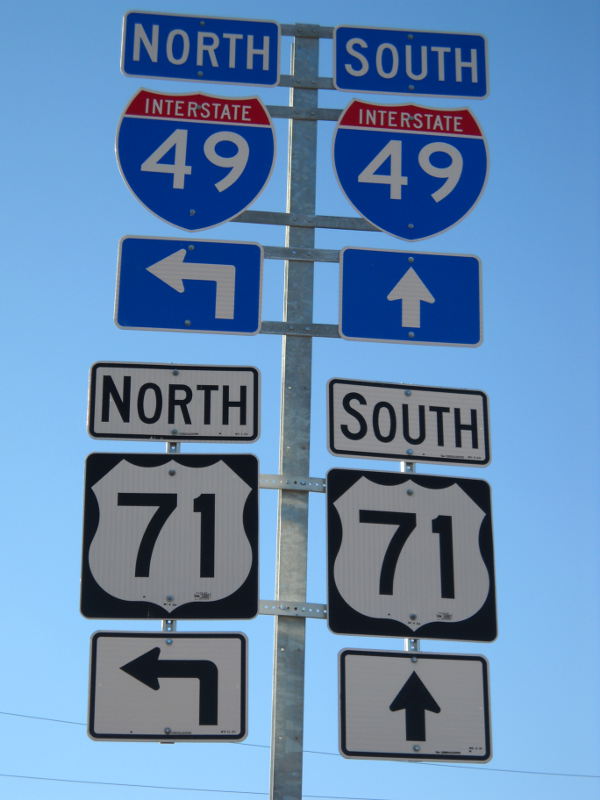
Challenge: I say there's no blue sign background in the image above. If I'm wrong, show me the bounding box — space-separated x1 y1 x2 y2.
116 237 262 335
117 102 275 231
334 27 487 97
340 248 481 346
333 119 488 241
122 11 280 86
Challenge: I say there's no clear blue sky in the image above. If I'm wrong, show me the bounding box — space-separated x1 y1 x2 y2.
1 1 599 798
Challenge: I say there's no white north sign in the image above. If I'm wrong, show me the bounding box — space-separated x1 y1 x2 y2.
88 362 259 441
328 379 489 465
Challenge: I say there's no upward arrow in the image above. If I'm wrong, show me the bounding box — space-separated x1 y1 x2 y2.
121 647 219 725
387 268 435 328
146 249 236 319
389 671 441 741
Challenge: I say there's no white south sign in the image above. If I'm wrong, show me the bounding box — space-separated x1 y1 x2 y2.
327 468 496 641
328 378 489 465
81 453 258 619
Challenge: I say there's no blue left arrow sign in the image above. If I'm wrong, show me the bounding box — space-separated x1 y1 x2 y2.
116 236 262 335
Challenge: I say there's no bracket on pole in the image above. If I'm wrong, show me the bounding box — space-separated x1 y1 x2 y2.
260 600 327 619
260 474 326 492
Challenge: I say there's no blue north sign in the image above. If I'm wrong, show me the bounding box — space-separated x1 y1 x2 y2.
122 11 280 86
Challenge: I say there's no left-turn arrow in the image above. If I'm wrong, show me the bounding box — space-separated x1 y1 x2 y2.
146 248 236 318
121 647 219 725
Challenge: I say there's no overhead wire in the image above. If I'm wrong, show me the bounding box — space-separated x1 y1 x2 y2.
0 710 598 785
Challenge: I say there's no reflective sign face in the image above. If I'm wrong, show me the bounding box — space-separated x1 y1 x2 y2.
116 90 275 231
333 27 488 98
328 379 489 465
333 101 488 240
327 469 496 641
81 454 258 619
115 237 263 335
89 362 260 441
338 248 482 346
340 650 491 761
121 12 280 86
89 632 247 741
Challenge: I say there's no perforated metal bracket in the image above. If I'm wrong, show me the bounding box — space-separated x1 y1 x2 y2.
260 601 327 619
259 474 326 492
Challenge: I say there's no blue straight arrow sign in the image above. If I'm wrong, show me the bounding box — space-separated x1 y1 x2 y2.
116 236 262 335
339 248 482 346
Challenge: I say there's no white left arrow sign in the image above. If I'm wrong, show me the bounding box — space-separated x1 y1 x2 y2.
387 267 435 328
146 249 236 319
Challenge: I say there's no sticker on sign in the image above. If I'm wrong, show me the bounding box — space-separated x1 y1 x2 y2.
88 362 260 441
328 379 489 465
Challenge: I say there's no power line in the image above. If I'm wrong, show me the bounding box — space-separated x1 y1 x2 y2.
0 711 598 782
0 767 598 800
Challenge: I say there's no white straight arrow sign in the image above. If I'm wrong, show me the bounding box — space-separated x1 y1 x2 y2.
146 249 236 319
387 267 435 328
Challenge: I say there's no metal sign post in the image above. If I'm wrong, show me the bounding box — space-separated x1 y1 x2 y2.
100 13 494 796
270 29 318 800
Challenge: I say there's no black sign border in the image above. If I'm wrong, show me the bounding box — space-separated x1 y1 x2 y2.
88 631 247 741
327 468 497 642
328 379 490 465
88 362 260 442
339 649 491 761
81 453 258 620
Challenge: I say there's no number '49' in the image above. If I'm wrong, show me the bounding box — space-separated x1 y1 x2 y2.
358 139 463 202
141 129 250 191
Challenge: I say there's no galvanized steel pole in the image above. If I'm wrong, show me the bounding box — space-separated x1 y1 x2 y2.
269 28 319 800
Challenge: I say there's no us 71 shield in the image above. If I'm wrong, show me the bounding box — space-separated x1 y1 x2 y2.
81 453 258 619
327 469 496 641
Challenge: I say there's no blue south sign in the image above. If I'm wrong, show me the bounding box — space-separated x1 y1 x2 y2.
333 26 487 98
116 89 275 231
333 100 488 240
